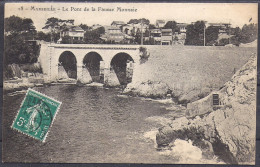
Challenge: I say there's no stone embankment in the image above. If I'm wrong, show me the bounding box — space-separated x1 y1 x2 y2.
156 54 257 164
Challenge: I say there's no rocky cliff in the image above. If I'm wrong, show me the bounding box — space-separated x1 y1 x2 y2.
156 54 257 164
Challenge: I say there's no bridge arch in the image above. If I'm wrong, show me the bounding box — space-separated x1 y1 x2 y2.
110 52 134 85
58 51 77 79
83 52 104 83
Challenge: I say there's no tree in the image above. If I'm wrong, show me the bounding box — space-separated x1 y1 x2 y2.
84 27 105 44
4 33 40 65
135 28 142 44
5 16 23 34
205 26 219 46
185 21 205 46
42 17 74 42
124 28 129 34
216 38 229 46
5 16 36 36
4 16 39 66
229 24 257 45
149 24 156 29
79 24 89 31
128 18 150 25
240 23 258 43
22 18 36 33
35 31 50 41
164 21 179 33
144 28 150 37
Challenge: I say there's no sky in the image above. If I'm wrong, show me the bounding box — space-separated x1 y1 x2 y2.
5 3 258 31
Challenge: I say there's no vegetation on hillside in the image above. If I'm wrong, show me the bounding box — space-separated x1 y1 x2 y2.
4 16 41 79
185 20 258 46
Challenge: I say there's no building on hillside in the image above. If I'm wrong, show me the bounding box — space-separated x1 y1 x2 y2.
132 23 149 33
156 20 166 28
177 23 188 33
173 23 189 45
150 29 161 45
122 23 149 36
60 26 85 41
101 26 125 43
111 21 126 27
161 29 173 45
207 23 231 34
122 24 134 35
91 24 103 30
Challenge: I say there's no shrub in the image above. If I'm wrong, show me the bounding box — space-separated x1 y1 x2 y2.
139 47 150 64
20 63 42 73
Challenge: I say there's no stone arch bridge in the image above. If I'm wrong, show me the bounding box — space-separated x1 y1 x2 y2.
39 44 142 86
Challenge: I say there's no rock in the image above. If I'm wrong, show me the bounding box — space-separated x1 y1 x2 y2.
156 117 190 146
123 80 171 98
156 54 257 164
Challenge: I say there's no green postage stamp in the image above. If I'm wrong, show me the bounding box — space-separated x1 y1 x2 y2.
12 89 61 142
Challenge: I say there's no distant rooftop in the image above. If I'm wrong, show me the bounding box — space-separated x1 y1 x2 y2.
62 26 84 32
111 21 125 25
105 26 121 30
162 29 172 32
71 26 84 31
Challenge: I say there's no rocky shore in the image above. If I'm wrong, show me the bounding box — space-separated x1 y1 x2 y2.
123 81 172 98
156 54 257 164
4 74 45 93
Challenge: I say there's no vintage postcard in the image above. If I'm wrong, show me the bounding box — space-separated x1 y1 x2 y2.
3 2 258 165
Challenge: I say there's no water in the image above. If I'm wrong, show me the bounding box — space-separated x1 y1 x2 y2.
3 85 220 163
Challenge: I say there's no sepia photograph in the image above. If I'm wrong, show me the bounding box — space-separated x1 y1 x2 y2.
2 2 258 165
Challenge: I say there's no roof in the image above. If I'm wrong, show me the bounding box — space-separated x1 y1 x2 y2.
177 23 189 27
208 23 231 26
162 29 172 32
71 26 84 32
150 29 161 33
111 21 125 25
63 26 84 32
104 26 121 31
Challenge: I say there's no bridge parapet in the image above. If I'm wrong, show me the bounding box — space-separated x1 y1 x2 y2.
48 43 141 50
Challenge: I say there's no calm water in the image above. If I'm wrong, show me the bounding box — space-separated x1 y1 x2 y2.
3 85 181 163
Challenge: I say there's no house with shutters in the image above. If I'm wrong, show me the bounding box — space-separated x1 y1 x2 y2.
101 26 125 43
150 29 162 45
161 29 173 45
60 26 85 41
156 20 166 28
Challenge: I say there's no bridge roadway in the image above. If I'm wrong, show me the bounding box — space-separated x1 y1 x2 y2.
38 43 142 86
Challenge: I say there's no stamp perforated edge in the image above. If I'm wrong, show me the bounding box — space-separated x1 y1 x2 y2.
11 88 62 143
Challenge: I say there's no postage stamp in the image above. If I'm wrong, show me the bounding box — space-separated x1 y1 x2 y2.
11 88 61 142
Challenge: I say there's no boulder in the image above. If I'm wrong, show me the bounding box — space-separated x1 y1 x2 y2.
124 80 171 98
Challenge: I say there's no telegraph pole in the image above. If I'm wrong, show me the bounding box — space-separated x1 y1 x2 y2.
141 19 143 45
203 24 206 46
228 20 231 44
